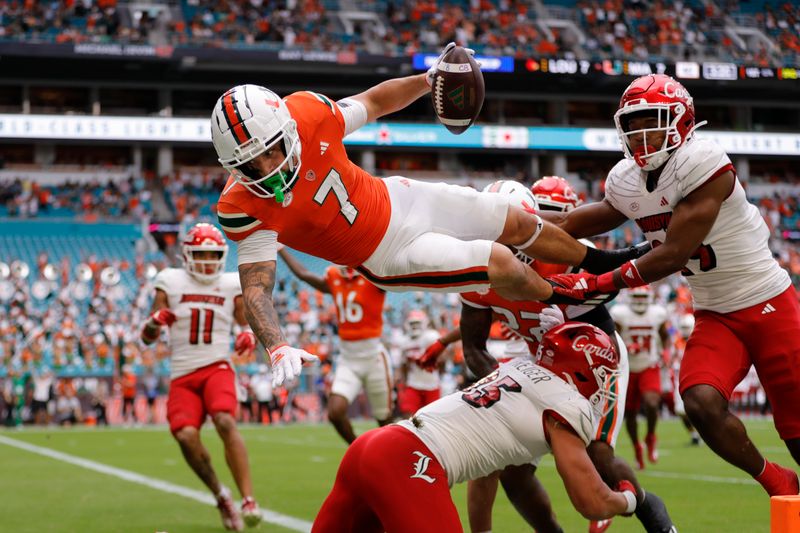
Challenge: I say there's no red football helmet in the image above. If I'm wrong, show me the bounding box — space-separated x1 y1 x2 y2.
629 285 653 314
536 322 620 415
614 74 705 171
182 223 228 283
404 309 429 338
531 176 580 212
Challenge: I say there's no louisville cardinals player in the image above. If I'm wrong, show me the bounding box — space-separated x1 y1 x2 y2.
141 223 261 531
421 180 674 533
397 310 442 416
313 323 638 533
611 286 670 470
544 74 800 496
278 247 393 444
210 43 650 387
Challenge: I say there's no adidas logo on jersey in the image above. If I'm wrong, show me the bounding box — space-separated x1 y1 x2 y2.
660 196 669 206
761 303 776 314
320 141 329 155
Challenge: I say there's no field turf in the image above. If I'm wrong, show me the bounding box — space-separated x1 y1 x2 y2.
0 417 787 532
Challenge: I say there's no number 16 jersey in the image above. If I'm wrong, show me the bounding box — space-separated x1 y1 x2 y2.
154 268 241 379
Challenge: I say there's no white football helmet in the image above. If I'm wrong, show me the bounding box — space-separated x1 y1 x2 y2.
483 180 539 265
677 313 695 338
211 85 301 202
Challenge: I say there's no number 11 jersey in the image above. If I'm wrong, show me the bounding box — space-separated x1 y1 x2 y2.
154 268 241 379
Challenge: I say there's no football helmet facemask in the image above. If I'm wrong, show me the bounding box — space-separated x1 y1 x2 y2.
182 223 228 283
211 85 301 203
614 74 706 171
536 322 621 417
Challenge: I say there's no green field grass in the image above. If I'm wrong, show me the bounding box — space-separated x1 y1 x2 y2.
0 417 788 532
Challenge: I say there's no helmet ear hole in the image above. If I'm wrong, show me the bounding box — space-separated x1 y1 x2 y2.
574 372 589 383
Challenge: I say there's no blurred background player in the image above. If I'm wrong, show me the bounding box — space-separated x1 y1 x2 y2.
421 179 674 533
668 314 701 446
611 285 669 470
396 310 442 417
141 223 262 531
313 323 640 533
279 247 393 443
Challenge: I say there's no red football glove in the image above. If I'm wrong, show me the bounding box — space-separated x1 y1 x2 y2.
417 339 446 372
616 479 638 516
148 309 176 328
234 331 257 357
545 273 617 306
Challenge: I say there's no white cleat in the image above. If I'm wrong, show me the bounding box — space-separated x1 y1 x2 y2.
241 496 263 528
217 487 244 531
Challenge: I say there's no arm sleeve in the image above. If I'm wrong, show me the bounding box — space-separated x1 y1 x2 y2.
337 98 369 136
236 230 279 265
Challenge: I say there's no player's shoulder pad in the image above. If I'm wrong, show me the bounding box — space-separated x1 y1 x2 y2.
154 268 181 293
670 137 732 195
608 303 628 320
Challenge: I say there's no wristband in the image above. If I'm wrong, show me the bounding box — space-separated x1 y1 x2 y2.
516 215 544 250
620 260 646 289
268 342 288 360
622 489 637 514
596 271 617 293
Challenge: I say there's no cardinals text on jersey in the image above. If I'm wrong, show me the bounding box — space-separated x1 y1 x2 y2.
604 136 790 313
154 269 241 378
398 357 595 486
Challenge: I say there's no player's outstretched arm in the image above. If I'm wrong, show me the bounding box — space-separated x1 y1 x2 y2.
346 74 430 123
277 248 331 294
460 304 497 379
548 414 636 520
141 289 174 345
539 199 629 240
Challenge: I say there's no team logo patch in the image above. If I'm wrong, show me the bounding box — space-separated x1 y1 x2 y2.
447 85 465 110
410 451 436 484
282 192 294 207
630 202 640 212
305 170 316 181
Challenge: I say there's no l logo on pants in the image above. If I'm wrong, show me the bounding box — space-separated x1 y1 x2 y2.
410 451 436 484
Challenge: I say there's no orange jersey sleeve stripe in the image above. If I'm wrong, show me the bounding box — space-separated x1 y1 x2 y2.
356 265 489 288
221 90 251 144
216 203 264 242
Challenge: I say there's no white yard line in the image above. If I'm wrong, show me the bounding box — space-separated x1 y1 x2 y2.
0 434 312 533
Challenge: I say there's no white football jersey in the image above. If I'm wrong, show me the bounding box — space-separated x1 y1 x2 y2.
400 329 442 391
605 137 790 313
398 357 594 486
154 269 241 379
610 303 668 373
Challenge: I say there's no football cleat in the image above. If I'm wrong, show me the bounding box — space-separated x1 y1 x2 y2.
645 433 659 464
241 496 262 528
634 442 645 470
217 486 244 531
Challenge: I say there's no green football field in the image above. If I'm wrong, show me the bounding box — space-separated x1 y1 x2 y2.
0 418 787 532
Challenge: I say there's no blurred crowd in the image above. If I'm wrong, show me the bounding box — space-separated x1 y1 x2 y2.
0 0 796 65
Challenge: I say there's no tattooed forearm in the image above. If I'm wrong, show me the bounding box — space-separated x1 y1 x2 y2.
239 261 285 351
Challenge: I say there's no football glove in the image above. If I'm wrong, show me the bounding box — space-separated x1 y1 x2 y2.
425 42 476 87
269 343 319 387
234 331 257 357
148 309 176 328
538 305 565 333
418 339 447 372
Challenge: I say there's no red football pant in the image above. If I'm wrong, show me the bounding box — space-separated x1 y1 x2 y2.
680 286 800 439
625 365 662 414
313 425 462 533
400 387 440 414
167 361 237 434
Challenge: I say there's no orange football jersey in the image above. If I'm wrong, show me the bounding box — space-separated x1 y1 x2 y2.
324 266 386 341
462 261 570 352
217 91 391 266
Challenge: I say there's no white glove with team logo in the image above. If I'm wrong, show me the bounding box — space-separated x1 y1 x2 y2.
425 42 476 87
539 305 565 333
269 343 319 387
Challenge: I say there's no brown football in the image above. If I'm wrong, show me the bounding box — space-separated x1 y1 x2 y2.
430 46 485 135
